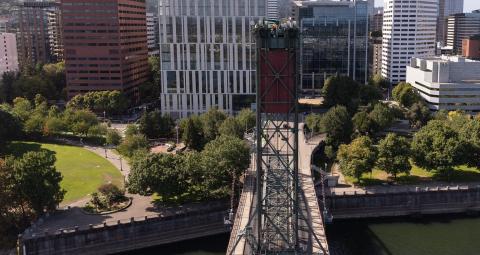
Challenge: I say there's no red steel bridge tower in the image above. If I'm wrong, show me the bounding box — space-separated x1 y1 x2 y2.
227 20 328 255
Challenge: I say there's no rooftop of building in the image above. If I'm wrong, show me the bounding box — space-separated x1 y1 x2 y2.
413 55 480 63
293 0 360 7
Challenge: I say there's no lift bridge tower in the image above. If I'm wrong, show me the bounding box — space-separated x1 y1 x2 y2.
227 20 328 255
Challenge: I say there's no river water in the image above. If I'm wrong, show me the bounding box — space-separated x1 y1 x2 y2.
127 215 480 255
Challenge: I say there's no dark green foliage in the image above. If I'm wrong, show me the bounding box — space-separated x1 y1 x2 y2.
138 111 174 139
97 184 126 207
411 120 467 176
0 71 18 103
180 116 205 150
236 108 256 132
7 151 65 215
63 109 101 136
106 129 122 146
305 113 322 133
124 124 140 137
139 81 159 103
127 135 251 203
392 82 422 108
322 76 360 112
12 75 57 101
369 103 395 131
200 108 227 142
459 119 480 167
352 111 374 135
118 134 148 157
319 105 353 149
219 117 244 139
359 84 383 105
376 133 411 178
0 108 22 151
368 74 390 89
337 136 376 180
67 90 129 115
406 102 431 128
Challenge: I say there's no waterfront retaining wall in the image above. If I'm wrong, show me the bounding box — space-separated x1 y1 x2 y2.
19 203 230 255
325 185 480 219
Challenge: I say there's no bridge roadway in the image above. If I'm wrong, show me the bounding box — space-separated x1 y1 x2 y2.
227 123 329 254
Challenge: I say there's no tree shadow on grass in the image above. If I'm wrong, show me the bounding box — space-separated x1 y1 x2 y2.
5 142 56 159
431 167 480 182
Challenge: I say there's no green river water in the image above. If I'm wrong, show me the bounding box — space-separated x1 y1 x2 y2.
126 215 480 255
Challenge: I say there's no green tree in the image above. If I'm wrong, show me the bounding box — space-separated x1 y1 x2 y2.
411 120 466 178
43 117 66 136
392 82 422 108
359 84 383 105
406 102 431 129
369 74 390 89
337 136 376 181
0 71 18 103
118 134 149 157
12 97 32 122
352 111 374 135
305 113 322 133
322 76 360 111
0 108 22 151
447 110 471 131
42 62 66 99
181 116 205 150
376 133 411 179
236 108 256 132
127 153 187 197
369 103 395 131
139 81 159 103
200 108 227 142
63 109 99 136
138 111 174 139
106 129 122 146
201 135 250 198
67 90 128 115
219 117 243 139
459 119 480 167
124 124 140 137
12 75 56 101
319 105 353 149
8 151 65 215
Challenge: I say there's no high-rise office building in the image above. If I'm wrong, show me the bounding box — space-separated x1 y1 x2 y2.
381 0 437 84
267 0 279 19
147 13 159 57
17 1 62 70
447 13 480 55
462 35 480 60
370 8 383 33
293 0 369 92
437 0 463 46
62 0 149 102
158 0 268 118
0 33 19 75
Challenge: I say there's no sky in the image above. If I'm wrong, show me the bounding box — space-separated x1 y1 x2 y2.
375 0 480 12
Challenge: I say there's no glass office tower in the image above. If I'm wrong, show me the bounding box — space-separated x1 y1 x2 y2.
158 0 269 118
294 1 369 92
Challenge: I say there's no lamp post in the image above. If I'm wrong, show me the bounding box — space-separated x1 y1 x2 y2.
119 157 123 172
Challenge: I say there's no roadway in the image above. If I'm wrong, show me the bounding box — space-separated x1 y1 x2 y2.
227 122 329 254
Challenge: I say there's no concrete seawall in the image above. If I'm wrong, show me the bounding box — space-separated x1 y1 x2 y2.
19 203 229 255
325 185 480 219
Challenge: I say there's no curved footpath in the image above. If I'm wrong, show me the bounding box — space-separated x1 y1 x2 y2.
24 144 188 238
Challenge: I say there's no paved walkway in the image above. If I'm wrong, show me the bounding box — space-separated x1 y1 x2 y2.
24 142 158 238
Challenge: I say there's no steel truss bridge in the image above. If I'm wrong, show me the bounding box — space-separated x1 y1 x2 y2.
226 21 329 255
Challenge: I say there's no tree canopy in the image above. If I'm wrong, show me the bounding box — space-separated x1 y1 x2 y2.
322 76 360 111
392 82 422 108
376 133 411 178
411 120 467 176
337 136 376 180
67 90 129 115
138 111 174 139
319 105 353 149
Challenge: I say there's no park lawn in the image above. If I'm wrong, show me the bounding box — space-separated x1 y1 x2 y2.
6 142 124 205
345 164 480 186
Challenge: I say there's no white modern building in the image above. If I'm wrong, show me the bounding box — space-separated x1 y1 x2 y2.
381 0 438 84
158 0 269 118
147 13 159 57
406 55 480 113
437 0 464 46
267 0 279 19
0 33 19 75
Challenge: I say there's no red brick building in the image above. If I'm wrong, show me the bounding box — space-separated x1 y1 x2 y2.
61 0 149 102
462 35 480 60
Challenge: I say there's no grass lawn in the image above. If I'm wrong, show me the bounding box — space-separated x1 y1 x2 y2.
6 141 124 205
344 164 480 186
